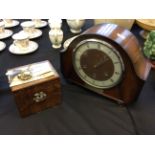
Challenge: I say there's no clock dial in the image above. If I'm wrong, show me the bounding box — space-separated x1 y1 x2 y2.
73 39 124 89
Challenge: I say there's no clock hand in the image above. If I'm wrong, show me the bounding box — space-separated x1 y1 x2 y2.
93 57 109 68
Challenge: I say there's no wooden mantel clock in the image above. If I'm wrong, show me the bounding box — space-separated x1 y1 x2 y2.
60 23 151 105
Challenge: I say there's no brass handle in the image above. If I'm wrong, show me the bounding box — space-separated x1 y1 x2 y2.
17 70 32 81
33 91 47 103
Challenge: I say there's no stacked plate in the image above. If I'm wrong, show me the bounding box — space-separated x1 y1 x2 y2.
0 41 6 52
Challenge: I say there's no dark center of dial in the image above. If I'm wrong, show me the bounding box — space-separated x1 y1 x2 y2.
80 49 114 81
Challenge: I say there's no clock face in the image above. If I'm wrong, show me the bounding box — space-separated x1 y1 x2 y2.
73 39 124 89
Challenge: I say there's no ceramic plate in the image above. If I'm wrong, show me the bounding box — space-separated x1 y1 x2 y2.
63 35 79 49
21 29 42 39
9 41 38 55
34 20 48 28
0 41 6 52
4 20 20 28
0 29 13 39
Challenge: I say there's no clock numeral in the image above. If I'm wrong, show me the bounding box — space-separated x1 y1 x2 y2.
83 74 87 78
80 73 87 79
83 51 88 56
110 79 114 83
86 44 89 48
92 80 95 84
114 62 120 64
108 50 112 54
78 67 82 70
76 58 80 61
115 71 120 75
97 44 101 49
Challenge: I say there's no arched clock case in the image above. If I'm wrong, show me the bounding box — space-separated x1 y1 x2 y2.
60 23 151 105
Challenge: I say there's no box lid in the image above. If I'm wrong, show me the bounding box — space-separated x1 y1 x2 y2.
6 60 59 90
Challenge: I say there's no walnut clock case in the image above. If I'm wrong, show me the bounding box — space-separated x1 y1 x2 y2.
61 23 151 105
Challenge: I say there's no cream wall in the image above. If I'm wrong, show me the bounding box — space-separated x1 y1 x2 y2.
94 19 135 30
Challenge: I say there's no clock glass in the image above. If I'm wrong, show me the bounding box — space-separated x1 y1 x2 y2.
73 39 124 89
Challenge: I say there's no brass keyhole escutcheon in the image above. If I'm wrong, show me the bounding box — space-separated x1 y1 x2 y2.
33 91 47 103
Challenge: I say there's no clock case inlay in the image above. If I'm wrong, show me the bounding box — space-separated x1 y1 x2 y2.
60 23 151 105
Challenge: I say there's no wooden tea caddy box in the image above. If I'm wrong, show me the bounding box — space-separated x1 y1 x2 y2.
6 60 61 118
